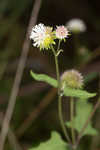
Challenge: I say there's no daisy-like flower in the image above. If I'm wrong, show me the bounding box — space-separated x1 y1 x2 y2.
66 18 86 33
55 26 69 40
61 69 84 89
30 23 55 50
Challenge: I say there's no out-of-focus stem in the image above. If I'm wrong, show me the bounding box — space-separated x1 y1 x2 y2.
70 97 75 145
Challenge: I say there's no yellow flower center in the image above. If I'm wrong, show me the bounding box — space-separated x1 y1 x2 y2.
43 36 53 48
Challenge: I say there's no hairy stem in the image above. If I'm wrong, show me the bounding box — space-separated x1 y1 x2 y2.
51 46 71 144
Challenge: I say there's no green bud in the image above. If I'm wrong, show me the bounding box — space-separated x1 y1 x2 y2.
61 69 84 89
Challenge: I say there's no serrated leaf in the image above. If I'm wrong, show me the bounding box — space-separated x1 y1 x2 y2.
29 132 68 150
30 71 96 99
66 100 98 136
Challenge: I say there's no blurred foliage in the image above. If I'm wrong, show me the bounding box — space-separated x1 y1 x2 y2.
67 100 98 136
29 132 68 150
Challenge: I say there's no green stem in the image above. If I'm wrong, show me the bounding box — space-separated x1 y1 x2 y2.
51 47 60 93
51 45 71 144
58 95 71 144
70 97 75 145
57 40 61 51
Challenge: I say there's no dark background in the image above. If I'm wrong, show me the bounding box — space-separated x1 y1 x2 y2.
0 0 100 149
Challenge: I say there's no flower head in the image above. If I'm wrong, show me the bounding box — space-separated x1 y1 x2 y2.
30 23 55 50
61 69 83 89
55 26 69 40
66 19 86 33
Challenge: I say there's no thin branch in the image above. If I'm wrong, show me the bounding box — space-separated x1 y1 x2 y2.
0 0 42 149
0 113 23 150
8 128 23 150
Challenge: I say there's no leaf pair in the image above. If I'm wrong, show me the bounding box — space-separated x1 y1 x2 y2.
30 71 96 99
30 71 98 150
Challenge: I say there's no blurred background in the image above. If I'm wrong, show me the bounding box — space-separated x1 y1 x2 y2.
0 0 100 149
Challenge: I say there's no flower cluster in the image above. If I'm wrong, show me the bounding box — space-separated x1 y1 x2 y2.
61 69 84 89
30 23 69 50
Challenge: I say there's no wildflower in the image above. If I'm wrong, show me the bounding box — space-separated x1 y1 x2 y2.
30 23 55 50
55 26 69 40
61 69 83 89
66 19 86 33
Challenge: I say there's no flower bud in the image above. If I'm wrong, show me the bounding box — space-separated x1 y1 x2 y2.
61 69 83 89
66 19 86 33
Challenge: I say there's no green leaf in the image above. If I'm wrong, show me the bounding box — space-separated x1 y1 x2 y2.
63 88 96 99
30 71 96 99
66 100 98 136
30 70 58 88
29 132 68 150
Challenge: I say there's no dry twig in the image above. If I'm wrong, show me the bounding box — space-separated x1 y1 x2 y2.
0 0 42 149
0 113 22 150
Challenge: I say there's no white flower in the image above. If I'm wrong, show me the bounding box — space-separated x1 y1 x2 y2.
55 26 69 40
30 23 55 50
30 23 45 47
66 19 86 33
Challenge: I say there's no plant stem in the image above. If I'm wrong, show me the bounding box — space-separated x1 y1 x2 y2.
51 46 71 144
70 97 75 145
58 95 71 143
51 47 60 93
57 40 61 51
